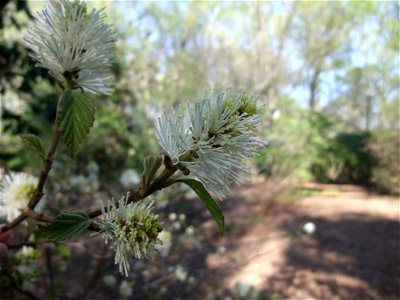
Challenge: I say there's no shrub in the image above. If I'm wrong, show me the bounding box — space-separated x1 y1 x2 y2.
312 131 375 184
368 130 400 195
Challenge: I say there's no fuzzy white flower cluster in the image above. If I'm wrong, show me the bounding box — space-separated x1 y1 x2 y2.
0 172 46 222
96 194 162 276
303 222 316 235
25 0 115 95
16 246 39 261
156 89 264 198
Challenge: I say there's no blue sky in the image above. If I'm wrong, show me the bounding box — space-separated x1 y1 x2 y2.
27 1 394 109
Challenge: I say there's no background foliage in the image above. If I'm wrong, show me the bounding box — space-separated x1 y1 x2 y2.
0 0 398 299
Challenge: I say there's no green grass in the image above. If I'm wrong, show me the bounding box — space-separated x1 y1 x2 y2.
277 187 321 204
321 188 340 196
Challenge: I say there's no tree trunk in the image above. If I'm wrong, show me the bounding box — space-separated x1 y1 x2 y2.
309 67 321 110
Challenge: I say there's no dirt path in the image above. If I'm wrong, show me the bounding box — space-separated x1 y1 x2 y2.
205 183 400 299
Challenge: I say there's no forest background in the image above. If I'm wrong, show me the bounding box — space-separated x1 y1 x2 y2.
0 1 398 299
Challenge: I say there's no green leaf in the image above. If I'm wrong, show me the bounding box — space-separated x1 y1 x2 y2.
56 90 96 158
177 179 224 233
20 134 46 160
141 155 163 192
35 211 91 242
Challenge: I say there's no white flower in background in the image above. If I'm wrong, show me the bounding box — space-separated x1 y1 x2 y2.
218 246 227 254
178 213 186 222
1 89 28 115
119 280 133 298
172 221 181 231
96 194 162 276
15 246 40 290
185 225 195 236
86 161 99 174
16 246 39 261
156 230 172 257
303 222 316 235
155 89 264 198
24 0 115 95
174 264 188 282
102 275 117 287
0 172 45 222
70 174 89 188
168 212 177 221
271 108 281 120
120 169 140 188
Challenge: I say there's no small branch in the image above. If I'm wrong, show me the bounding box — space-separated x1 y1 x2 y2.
12 286 44 300
1 94 63 234
7 241 36 249
142 166 176 198
1 213 27 233
87 166 177 219
25 209 52 223
28 129 62 210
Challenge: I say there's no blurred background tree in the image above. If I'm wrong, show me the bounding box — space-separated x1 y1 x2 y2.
0 0 398 298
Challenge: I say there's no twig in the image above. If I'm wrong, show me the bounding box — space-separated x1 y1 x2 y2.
87 165 177 219
12 286 44 300
0 120 62 233
28 128 62 210
3 151 177 236
25 209 52 223
7 241 36 249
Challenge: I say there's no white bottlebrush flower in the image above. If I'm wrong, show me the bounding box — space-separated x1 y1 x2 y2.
24 0 115 95
155 88 265 198
155 106 192 164
95 194 162 276
0 172 45 222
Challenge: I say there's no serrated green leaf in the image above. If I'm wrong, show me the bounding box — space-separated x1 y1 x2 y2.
35 211 91 242
20 134 46 160
56 90 96 158
177 179 224 233
141 155 163 192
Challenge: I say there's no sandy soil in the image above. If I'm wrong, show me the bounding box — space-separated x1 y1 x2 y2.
205 182 400 300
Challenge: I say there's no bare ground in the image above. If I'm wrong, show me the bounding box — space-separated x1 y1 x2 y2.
203 182 400 300
2 176 399 299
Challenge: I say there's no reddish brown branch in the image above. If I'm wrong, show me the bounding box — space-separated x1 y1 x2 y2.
28 129 62 209
2 143 178 236
0 129 62 234
87 166 177 219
